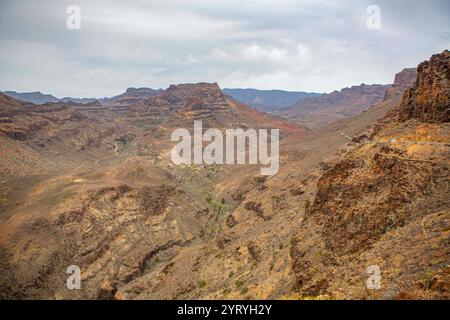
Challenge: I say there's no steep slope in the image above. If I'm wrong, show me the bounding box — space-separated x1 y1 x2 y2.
58 100 115 120
0 93 115 176
323 67 418 136
120 82 305 139
290 50 450 299
384 68 417 100
0 82 306 299
279 84 390 128
114 78 410 300
222 88 320 112
97 81 408 300
101 87 163 111
163 83 302 129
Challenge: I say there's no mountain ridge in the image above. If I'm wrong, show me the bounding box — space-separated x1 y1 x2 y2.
278 83 392 128
3 87 322 113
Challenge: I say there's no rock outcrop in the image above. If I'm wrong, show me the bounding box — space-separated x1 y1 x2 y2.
399 50 449 123
1 183 208 299
290 51 450 299
384 68 417 100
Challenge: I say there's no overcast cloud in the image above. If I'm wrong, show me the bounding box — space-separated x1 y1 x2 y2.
0 0 449 97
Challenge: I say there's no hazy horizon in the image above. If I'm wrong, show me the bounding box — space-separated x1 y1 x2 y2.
3 81 395 99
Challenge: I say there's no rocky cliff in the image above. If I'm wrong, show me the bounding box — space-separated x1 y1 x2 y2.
290 51 450 299
384 68 417 100
399 50 449 123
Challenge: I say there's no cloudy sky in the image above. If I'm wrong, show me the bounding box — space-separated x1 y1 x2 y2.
0 0 449 97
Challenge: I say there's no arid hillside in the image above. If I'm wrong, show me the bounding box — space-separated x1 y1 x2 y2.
0 82 305 299
0 51 448 300
290 50 449 299
0 93 116 176
279 83 391 128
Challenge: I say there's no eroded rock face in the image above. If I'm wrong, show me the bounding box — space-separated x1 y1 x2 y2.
399 50 450 123
290 124 450 298
384 68 417 100
1 184 207 299
290 51 450 299
0 93 84 140
0 93 116 176
310 145 447 255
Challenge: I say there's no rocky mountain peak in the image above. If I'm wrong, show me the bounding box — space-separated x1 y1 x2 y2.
384 68 417 100
124 87 162 96
165 82 222 98
399 50 449 123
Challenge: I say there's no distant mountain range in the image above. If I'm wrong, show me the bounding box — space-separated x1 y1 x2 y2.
222 88 320 111
3 91 61 104
3 90 97 105
8 83 425 130
2 85 392 129
3 88 320 112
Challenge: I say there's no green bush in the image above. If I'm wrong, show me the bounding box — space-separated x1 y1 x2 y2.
240 287 249 295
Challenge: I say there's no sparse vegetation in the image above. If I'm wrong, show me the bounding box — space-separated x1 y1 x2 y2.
115 133 135 153
421 271 436 290
240 287 249 295
205 192 227 235
206 164 219 178
281 293 333 300
235 280 244 289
